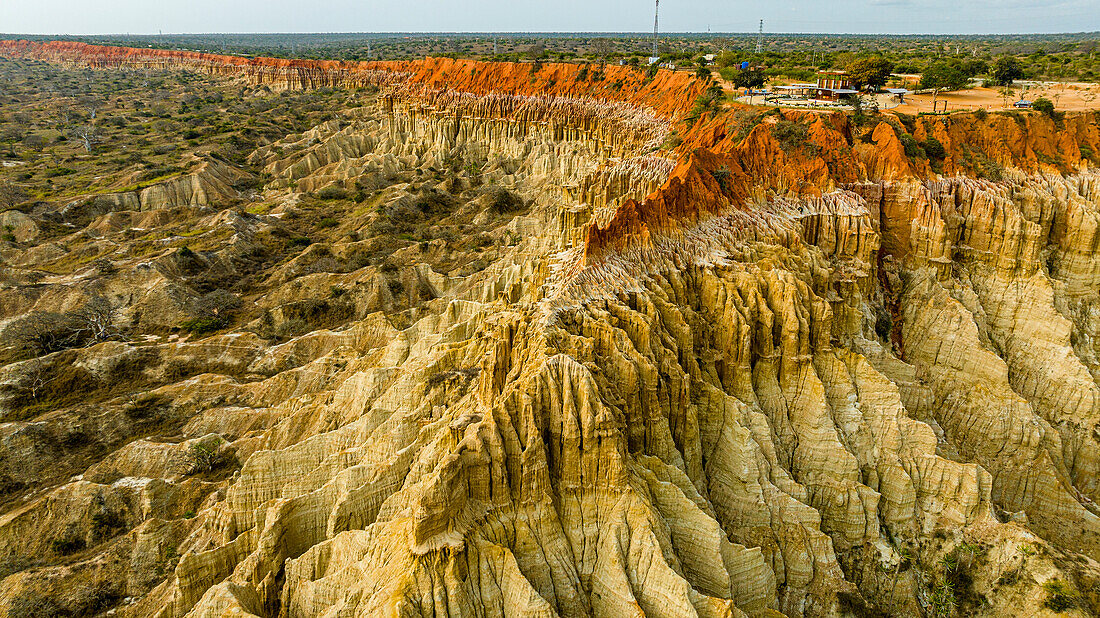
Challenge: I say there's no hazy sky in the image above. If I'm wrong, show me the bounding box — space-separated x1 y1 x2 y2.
2 0 1099 35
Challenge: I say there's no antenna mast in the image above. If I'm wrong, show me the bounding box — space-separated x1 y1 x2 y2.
756 19 763 54
653 0 660 58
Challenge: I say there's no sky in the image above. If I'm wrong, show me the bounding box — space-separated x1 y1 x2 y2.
2 0 1099 36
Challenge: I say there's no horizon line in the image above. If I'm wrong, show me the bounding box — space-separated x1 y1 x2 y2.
3 31 1100 38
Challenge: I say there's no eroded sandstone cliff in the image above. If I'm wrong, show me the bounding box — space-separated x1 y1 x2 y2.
1 40 1100 618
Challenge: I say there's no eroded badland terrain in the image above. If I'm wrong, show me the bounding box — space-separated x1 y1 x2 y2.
3 40 1100 617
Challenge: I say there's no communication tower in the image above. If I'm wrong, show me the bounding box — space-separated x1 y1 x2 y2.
653 0 660 58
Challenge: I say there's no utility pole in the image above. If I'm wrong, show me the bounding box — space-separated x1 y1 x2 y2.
367 40 372 60
653 0 660 59
756 20 764 54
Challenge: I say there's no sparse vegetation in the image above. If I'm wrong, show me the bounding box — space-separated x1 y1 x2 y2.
6 295 120 358
1043 580 1081 612
51 529 86 555
316 185 348 200
899 132 925 158
426 367 480 389
180 289 241 334
90 508 125 540
772 119 814 154
710 165 731 191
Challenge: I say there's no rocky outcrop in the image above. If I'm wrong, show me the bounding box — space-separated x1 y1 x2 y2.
74 158 247 213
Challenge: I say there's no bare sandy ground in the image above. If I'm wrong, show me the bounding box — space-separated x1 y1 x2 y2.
895 83 1100 113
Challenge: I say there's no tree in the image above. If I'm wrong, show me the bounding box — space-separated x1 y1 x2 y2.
921 61 969 110
526 43 545 61
991 56 1024 87
66 295 120 344
695 66 712 82
847 56 894 91
715 51 740 68
731 69 767 89
1 126 25 154
687 82 727 125
7 312 79 356
591 39 613 65
851 95 880 123
0 180 26 210
961 59 989 78
71 125 101 152
5 296 120 356
920 62 969 92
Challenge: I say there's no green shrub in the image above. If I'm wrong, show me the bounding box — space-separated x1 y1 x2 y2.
899 132 926 158
188 441 220 474
318 217 338 228
1032 97 1055 117
275 318 309 339
923 137 947 160
44 167 76 178
316 185 348 200
928 580 957 618
974 108 988 120
179 316 226 334
1043 580 1080 612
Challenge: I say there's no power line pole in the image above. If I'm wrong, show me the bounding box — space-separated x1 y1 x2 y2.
756 20 764 54
653 0 660 58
